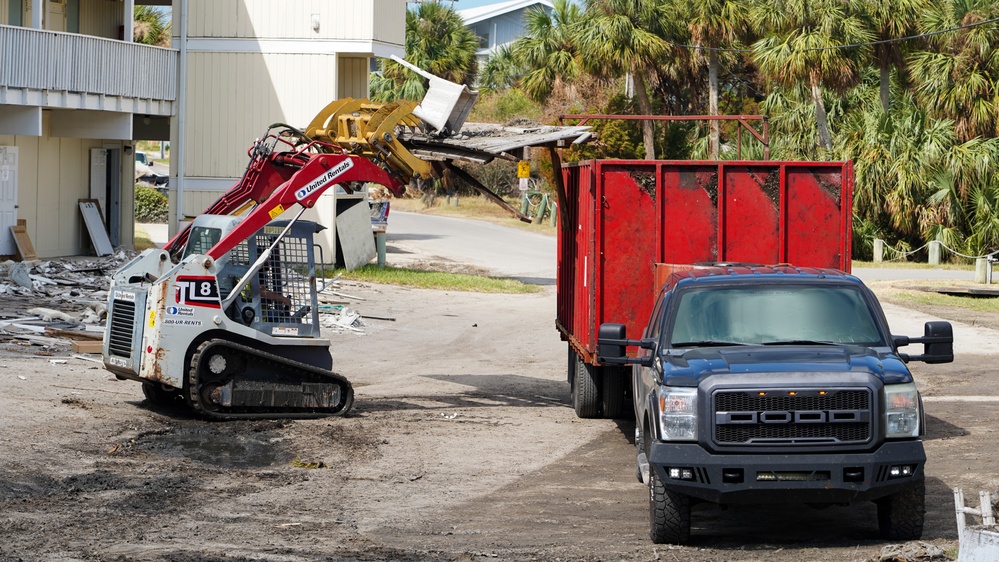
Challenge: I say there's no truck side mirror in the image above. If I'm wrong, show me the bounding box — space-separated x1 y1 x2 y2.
598 323 628 360
598 323 654 367
893 321 954 364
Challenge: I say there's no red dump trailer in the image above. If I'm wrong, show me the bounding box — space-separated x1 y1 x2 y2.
556 159 854 418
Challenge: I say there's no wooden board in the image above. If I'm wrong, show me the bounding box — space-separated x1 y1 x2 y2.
79 199 113 256
10 224 36 260
71 340 104 353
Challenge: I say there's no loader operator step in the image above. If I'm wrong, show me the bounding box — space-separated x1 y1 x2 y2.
188 339 354 420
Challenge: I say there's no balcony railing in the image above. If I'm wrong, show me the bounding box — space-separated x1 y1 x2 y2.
0 24 177 103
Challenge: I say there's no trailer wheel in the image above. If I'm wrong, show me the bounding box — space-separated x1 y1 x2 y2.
648 429 691 544
572 353 601 418
602 366 627 419
876 482 925 540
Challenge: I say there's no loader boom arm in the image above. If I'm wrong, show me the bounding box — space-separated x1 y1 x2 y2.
206 152 402 260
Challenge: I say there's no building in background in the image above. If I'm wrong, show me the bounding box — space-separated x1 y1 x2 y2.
0 0 405 259
457 0 553 69
0 0 174 258
171 0 406 238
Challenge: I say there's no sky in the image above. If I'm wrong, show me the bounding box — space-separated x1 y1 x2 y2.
430 0 529 11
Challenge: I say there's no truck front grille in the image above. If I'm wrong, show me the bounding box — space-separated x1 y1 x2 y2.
713 389 872 446
108 300 137 357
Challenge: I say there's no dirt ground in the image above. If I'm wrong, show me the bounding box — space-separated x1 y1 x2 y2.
1 279 997 562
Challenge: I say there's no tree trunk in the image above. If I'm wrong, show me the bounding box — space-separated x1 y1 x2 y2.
632 71 656 160
879 63 890 113
708 47 720 160
810 79 832 151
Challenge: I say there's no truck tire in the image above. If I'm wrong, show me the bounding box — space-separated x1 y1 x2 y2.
573 353 601 418
876 482 925 540
649 462 692 544
602 366 627 419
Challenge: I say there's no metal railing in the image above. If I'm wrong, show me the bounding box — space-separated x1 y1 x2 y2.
0 24 177 102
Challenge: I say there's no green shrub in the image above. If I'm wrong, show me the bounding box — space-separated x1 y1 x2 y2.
135 185 168 223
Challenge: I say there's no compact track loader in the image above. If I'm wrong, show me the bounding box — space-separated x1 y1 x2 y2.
102 60 590 419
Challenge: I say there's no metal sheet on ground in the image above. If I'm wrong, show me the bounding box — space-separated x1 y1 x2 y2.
336 201 375 271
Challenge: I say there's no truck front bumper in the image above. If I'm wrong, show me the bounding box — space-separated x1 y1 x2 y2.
649 440 925 505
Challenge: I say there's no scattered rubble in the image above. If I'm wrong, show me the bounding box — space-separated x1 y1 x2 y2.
857 541 952 562
0 252 135 355
1 253 382 353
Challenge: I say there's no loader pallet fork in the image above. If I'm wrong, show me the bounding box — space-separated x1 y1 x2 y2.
187 339 354 420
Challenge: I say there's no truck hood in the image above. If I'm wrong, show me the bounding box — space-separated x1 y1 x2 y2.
662 345 913 386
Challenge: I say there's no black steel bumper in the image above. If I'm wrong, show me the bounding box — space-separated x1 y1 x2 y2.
648 440 925 505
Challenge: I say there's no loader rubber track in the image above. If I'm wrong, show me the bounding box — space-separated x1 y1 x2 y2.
187 338 354 420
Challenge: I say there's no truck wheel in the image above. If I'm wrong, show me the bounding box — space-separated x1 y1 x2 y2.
573 354 601 418
876 482 925 540
602 366 627 419
649 463 692 544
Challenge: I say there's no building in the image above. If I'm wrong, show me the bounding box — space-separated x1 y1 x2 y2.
457 0 553 68
0 0 405 259
0 0 174 258
171 0 406 235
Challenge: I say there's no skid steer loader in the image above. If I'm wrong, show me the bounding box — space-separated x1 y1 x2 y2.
102 60 590 419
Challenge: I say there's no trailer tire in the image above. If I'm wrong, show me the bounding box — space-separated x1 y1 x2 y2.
572 353 601 418
649 460 692 544
876 482 925 540
602 366 627 419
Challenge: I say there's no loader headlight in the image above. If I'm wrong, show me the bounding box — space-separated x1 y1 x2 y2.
658 386 697 441
885 383 920 438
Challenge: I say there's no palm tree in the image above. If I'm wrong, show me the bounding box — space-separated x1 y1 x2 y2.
908 0 999 141
479 45 523 93
681 0 750 158
859 0 928 113
134 6 170 47
750 0 873 151
576 0 685 159
371 1 478 102
511 0 584 103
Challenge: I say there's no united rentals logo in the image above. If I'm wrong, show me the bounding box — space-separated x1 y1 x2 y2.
295 159 354 201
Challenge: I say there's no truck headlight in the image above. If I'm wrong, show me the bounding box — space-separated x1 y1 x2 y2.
885 383 920 438
658 386 697 441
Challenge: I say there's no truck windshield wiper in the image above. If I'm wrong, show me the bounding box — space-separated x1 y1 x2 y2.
671 340 750 348
760 340 840 346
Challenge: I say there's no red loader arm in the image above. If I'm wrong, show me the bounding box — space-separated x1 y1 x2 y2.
206 153 403 260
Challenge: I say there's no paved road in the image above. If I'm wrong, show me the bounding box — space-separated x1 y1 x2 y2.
386 211 557 284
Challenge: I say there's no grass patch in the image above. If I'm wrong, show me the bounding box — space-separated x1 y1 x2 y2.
133 226 158 251
868 279 999 313
326 265 542 294
390 195 556 236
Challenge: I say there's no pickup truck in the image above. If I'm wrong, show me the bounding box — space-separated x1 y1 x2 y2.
598 264 954 544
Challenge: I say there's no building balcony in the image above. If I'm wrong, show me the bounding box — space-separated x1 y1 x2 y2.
0 24 177 138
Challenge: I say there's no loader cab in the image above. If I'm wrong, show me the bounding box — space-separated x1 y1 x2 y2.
183 214 326 338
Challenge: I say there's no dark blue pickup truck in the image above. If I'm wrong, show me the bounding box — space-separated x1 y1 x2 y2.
598 265 954 544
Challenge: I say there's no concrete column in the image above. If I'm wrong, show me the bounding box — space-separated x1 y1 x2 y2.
376 232 386 268
928 240 942 265
873 239 884 263
976 258 988 284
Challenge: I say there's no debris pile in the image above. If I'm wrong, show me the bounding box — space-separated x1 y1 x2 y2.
0 252 136 354
857 541 951 562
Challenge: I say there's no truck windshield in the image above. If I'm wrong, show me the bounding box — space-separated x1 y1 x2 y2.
668 284 885 347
